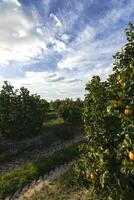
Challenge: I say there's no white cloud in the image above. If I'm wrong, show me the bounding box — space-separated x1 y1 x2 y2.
47 76 65 82
65 78 82 83
36 28 43 35
75 25 95 44
3 0 21 7
58 55 83 69
0 0 47 65
50 13 63 28
25 71 65 83
0 0 133 100
0 71 84 100
53 40 67 53
87 65 113 81
57 22 125 73
56 1 84 32
0 0 69 67
99 1 134 28
58 25 97 69
43 0 51 7
61 34 70 42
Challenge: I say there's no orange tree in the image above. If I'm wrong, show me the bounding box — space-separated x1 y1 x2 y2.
0 82 48 139
73 23 134 199
58 98 83 125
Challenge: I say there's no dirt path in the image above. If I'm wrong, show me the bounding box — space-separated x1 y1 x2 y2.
0 135 84 175
3 135 87 200
17 162 73 200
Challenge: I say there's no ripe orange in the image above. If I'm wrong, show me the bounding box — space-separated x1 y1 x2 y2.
118 78 125 86
114 100 123 106
117 75 121 81
117 75 125 86
129 152 134 161
90 172 97 181
124 108 133 115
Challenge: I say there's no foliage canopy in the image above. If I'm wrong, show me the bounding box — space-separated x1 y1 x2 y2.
73 23 134 200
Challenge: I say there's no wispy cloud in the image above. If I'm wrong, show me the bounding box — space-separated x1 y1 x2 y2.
55 0 84 32
99 0 134 29
24 71 65 83
0 0 47 65
0 0 68 65
57 23 124 75
49 13 63 28
0 0 133 100
3 0 21 7
65 78 82 83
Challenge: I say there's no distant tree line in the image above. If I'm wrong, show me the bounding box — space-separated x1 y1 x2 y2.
50 98 83 125
0 81 83 140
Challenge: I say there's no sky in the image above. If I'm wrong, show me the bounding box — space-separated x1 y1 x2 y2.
0 0 134 100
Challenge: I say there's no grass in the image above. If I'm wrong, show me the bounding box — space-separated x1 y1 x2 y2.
43 118 64 129
43 117 82 141
0 115 83 168
23 167 92 200
0 141 84 199
44 111 58 120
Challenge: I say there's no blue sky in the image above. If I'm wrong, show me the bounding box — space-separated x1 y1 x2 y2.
0 0 134 100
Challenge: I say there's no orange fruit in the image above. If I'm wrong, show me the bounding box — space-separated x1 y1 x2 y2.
129 152 134 161
118 78 125 86
117 75 121 81
114 100 123 106
124 108 133 115
90 172 97 181
117 75 125 86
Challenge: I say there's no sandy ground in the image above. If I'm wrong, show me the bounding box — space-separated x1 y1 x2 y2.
17 162 73 200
